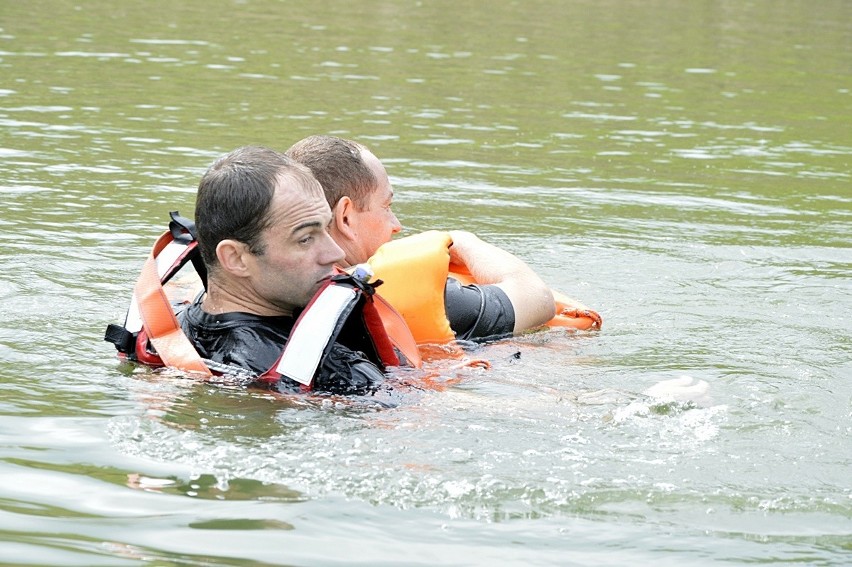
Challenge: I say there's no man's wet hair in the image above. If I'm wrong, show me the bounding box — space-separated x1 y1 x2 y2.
286 135 377 211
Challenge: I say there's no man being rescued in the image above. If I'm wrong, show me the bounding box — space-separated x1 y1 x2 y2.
285 135 601 348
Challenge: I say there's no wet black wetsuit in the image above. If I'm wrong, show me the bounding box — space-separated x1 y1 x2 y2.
444 279 516 341
178 304 385 396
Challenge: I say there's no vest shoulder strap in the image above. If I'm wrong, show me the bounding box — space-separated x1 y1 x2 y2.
257 271 405 389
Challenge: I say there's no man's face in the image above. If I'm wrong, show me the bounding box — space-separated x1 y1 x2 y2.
247 174 345 314
346 149 402 264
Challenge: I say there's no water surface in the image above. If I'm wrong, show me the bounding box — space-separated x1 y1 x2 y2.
1 1 850 564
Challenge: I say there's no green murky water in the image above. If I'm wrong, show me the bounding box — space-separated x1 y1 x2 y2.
1 1 850 564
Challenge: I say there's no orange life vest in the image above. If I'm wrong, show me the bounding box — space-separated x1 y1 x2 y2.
368 231 456 345
367 231 602 347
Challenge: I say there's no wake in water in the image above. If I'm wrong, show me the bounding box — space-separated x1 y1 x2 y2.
107 330 732 524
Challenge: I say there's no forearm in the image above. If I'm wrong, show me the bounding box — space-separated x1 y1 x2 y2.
447 230 555 332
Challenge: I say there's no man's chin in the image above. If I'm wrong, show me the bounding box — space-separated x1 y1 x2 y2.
308 277 332 299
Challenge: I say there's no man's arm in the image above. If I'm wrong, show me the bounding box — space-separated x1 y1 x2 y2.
447 230 555 332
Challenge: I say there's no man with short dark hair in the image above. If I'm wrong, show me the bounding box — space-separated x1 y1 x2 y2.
180 145 391 394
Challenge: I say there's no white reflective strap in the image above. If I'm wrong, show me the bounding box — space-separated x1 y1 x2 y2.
156 241 188 278
125 295 143 333
275 284 357 386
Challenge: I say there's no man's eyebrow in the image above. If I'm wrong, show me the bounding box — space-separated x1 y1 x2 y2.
292 220 322 234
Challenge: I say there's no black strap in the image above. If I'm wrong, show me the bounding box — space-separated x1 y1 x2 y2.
167 210 208 290
169 210 197 242
104 323 136 354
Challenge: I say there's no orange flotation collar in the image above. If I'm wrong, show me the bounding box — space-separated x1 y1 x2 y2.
367 231 602 346
102 214 212 377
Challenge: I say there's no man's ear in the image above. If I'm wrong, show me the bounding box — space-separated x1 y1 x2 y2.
215 239 252 277
333 196 358 241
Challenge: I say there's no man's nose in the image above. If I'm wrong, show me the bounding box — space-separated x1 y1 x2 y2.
323 232 345 264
